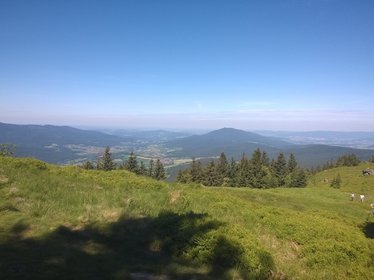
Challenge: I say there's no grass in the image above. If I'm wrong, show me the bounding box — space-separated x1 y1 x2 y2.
0 156 373 279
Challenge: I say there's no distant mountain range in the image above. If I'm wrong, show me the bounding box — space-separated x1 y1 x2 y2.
1 122 373 168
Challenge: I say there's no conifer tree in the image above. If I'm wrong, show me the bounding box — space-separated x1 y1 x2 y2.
177 169 185 183
237 153 250 187
153 159 166 180
272 152 287 186
287 153 297 173
148 159 154 177
261 151 270 167
190 158 203 183
177 169 191 183
227 157 237 186
330 173 342 188
0 143 16 157
98 146 115 171
288 168 308 187
217 152 229 178
249 148 267 188
336 154 360 167
125 151 138 173
138 161 147 175
82 160 94 170
203 161 219 186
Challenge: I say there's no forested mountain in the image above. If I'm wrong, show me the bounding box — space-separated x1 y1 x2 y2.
166 127 293 157
0 123 130 147
0 123 131 163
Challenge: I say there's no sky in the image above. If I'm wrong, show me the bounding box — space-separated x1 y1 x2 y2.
1 0 373 131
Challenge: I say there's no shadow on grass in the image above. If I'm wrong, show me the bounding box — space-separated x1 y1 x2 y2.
0 211 274 279
362 222 374 239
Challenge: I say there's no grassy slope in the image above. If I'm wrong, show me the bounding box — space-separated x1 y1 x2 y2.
0 157 373 280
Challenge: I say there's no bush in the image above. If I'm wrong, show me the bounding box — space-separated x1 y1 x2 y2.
330 174 341 189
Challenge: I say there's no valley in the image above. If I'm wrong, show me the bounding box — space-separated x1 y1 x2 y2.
1 123 374 177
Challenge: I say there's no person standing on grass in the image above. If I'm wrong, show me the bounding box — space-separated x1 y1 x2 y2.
360 194 365 202
351 193 355 201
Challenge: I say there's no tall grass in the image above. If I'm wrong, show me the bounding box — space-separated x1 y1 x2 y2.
0 157 373 279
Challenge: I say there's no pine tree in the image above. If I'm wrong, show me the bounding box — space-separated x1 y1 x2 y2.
287 153 297 173
288 168 308 187
176 169 191 183
203 161 219 186
153 159 166 180
138 161 147 175
249 148 267 188
272 152 287 186
330 173 342 188
177 169 184 182
125 151 138 173
217 152 229 185
227 157 237 186
336 154 360 167
82 160 94 170
261 151 270 167
0 144 16 157
236 153 250 187
148 159 154 177
190 158 203 183
98 146 115 171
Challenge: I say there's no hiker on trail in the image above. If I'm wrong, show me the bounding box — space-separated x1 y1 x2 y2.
350 193 355 201
360 194 365 202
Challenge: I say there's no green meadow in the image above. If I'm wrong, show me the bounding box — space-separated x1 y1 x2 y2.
0 156 373 279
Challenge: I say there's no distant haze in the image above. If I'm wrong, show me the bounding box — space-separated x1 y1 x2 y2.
1 1 373 131
2 110 374 132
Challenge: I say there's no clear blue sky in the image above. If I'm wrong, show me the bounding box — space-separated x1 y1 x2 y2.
1 0 373 131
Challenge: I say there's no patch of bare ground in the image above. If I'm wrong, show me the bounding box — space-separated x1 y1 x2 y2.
170 190 181 203
101 208 121 221
260 233 305 279
0 175 9 184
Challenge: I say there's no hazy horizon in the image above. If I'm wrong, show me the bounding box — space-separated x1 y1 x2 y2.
1 1 373 131
3 121 374 134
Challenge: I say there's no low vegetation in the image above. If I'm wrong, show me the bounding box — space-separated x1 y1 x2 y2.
0 156 373 279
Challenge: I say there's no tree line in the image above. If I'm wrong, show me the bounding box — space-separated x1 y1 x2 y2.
308 153 362 174
177 149 308 188
81 147 166 180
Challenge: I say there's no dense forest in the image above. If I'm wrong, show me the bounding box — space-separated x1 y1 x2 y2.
177 148 308 188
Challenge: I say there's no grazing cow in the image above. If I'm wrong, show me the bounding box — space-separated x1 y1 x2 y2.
360 194 365 202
